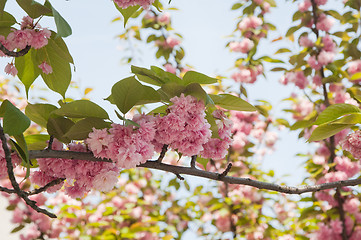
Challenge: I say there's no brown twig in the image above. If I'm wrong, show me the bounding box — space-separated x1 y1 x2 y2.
27 178 65 196
157 144 168 163
25 149 361 195
190 155 197 168
218 163 232 180
0 42 31 57
0 124 56 218
335 188 348 240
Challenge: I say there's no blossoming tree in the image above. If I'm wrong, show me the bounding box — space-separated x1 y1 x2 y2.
1 0 361 239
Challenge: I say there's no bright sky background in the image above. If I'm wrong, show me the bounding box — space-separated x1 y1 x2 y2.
0 0 317 239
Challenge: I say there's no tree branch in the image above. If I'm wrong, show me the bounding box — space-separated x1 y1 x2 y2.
0 125 57 218
0 42 31 57
26 149 361 195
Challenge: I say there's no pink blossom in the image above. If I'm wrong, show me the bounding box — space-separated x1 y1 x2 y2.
29 29 51 49
317 50 335 66
299 35 314 47
322 34 336 52
164 63 176 74
342 131 361 160
312 75 322 86
215 214 231 232
348 60 361 81
229 38 254 53
86 128 112 159
238 16 262 31
313 155 326 165
164 36 180 48
92 169 118 192
335 156 360 177
6 29 33 50
20 16 33 29
114 0 155 9
4 63 18 76
291 98 313 120
298 0 312 12
38 61 53 74
308 56 322 70
316 14 335 32
344 198 360 214
157 12 170 25
351 227 361 240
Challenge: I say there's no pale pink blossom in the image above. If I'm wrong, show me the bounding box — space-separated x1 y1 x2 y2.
215 214 231 232
4 63 18 76
315 0 328 5
308 55 322 70
344 198 360 214
322 34 336 52
164 63 176 74
335 156 360 177
298 0 312 12
229 38 254 53
38 61 53 74
299 35 313 47
114 0 155 9
238 16 262 31
342 131 361 159
316 14 335 32
157 12 170 25
6 29 32 50
317 50 335 66
92 169 118 192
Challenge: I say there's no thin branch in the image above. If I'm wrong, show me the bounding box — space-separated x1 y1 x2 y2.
0 42 31 57
0 186 16 194
29 149 112 162
47 135 54 150
157 144 168 163
0 124 56 218
26 149 361 195
335 188 348 240
218 163 232 180
27 178 65 196
190 155 197 168
175 173 184 181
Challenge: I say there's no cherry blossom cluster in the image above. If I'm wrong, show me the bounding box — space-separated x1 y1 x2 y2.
31 140 120 198
88 94 233 163
1 16 52 77
229 2 272 85
114 0 154 9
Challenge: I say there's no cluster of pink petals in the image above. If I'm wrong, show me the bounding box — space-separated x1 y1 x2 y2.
154 94 212 156
38 61 53 74
316 13 335 32
156 36 180 49
87 115 155 169
157 12 170 25
348 60 361 81
2 16 51 52
291 97 313 120
298 0 312 12
308 51 335 70
342 131 361 160
200 110 233 160
238 16 262 31
4 63 18 77
280 71 308 89
229 38 254 53
114 0 155 9
0 139 21 179
299 35 314 47
31 140 120 198
164 63 176 74
231 65 263 84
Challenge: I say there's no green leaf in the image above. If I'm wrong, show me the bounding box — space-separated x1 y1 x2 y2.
286 25 299 37
37 34 72 98
47 117 74 143
25 134 50 150
110 76 144 114
114 3 140 27
331 113 361 125
0 100 30 136
184 83 209 102
15 49 41 96
209 94 256 112
308 124 352 142
274 48 291 54
159 82 186 100
131 65 165 86
0 0 7 13
205 110 220 139
25 103 57 128
48 3 72 37
52 100 109 119
11 225 25 234
64 117 111 140
314 104 361 125
351 72 361 81
0 11 15 27
15 0 52 18
196 156 209 170
12 134 30 178
182 71 218 85
48 32 74 63
136 85 161 105
148 105 168 115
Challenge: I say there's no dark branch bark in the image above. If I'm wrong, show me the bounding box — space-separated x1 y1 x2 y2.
157 144 168 163
0 42 31 57
27 178 65 196
26 149 361 195
0 125 56 218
